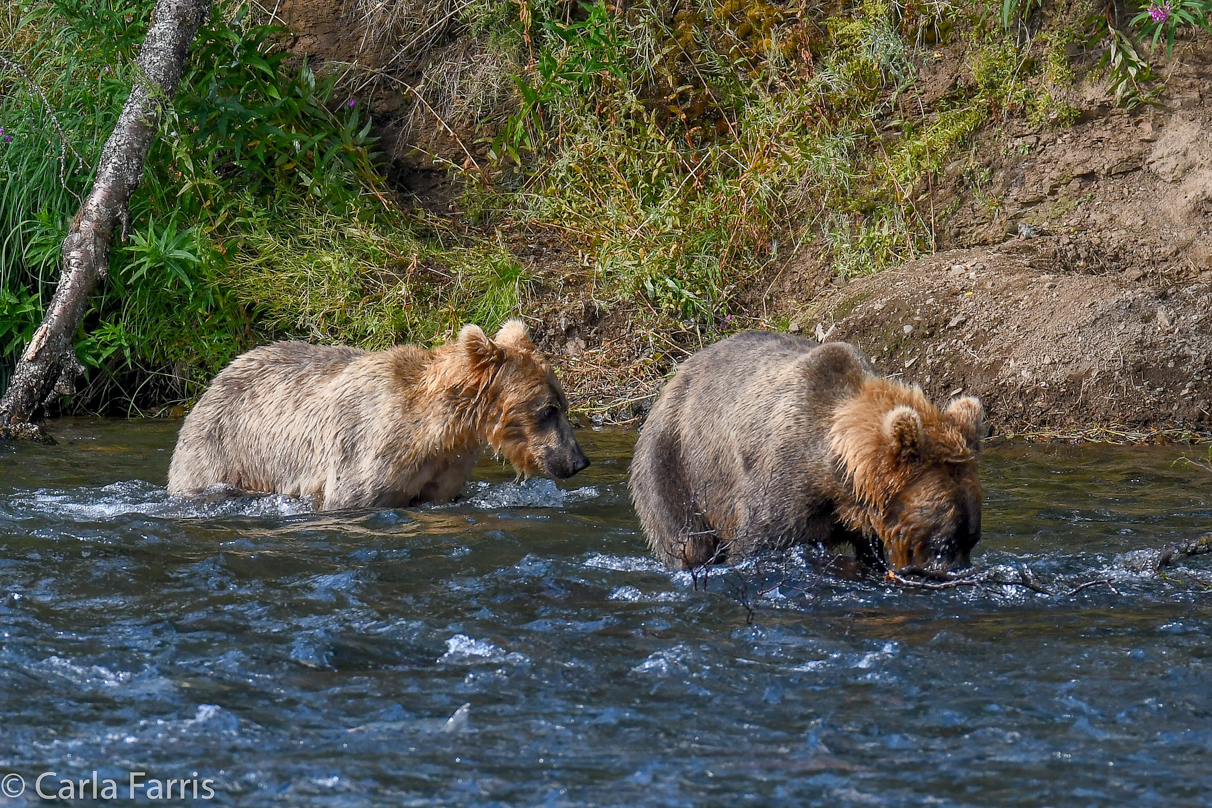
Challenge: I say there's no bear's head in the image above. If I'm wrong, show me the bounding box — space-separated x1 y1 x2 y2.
830 382 984 573
457 320 590 479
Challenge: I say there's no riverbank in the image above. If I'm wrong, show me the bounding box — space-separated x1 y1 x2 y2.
269 2 1212 437
3 1 1210 438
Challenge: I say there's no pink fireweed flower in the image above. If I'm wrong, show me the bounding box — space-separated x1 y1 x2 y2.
1149 2 1170 23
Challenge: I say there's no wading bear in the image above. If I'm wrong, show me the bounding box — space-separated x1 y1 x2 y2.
167 321 589 509
629 332 983 572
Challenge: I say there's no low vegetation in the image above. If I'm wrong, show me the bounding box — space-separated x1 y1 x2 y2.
0 0 520 410
0 0 1208 412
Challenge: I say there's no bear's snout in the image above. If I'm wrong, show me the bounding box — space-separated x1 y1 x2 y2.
881 474 982 573
908 545 973 574
547 443 590 478
887 527 978 574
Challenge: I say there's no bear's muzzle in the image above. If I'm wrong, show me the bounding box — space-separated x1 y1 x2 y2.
548 443 590 478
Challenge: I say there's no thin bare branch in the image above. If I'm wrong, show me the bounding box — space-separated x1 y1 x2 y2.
0 53 87 199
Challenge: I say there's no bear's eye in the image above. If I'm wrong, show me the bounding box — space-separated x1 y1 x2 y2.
537 406 559 424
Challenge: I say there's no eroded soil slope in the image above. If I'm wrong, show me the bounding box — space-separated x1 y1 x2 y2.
799 44 1212 436
802 241 1212 436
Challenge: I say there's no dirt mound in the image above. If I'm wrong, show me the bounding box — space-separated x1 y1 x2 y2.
801 238 1212 437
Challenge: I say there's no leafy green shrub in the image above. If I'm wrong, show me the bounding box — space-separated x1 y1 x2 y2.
0 0 388 409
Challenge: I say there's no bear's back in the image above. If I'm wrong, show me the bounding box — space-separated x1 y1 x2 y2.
631 333 875 566
219 342 368 394
659 333 871 448
168 342 377 498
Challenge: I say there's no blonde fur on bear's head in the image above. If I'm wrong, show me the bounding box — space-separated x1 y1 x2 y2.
829 378 984 569
493 319 535 351
455 319 538 371
428 320 585 481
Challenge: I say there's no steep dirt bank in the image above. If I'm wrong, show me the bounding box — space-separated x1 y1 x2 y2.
519 229 1212 438
802 240 1212 437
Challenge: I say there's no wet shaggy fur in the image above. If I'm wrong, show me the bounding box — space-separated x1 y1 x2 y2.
629 332 984 571
168 321 589 509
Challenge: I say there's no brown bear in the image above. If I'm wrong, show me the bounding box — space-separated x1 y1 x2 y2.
628 332 983 572
167 321 589 509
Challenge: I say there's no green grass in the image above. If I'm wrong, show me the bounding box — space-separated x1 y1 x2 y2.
226 206 530 349
0 0 530 410
447 0 1017 318
4 0 1189 412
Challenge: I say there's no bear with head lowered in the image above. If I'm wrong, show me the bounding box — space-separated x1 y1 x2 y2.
168 321 588 509
629 332 983 572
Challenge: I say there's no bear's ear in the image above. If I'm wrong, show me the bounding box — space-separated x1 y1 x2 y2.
459 324 503 370
945 396 985 450
494 319 534 351
883 405 924 461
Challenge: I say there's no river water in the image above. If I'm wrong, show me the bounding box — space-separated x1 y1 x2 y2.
0 420 1210 807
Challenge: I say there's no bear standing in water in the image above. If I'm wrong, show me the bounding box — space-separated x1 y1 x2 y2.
629 333 983 572
168 321 588 509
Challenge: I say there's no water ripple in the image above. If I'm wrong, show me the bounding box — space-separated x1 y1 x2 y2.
0 424 1209 806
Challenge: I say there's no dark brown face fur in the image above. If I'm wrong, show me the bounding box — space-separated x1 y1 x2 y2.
879 463 982 572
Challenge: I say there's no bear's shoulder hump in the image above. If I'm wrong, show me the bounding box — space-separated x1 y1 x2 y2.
801 341 873 387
